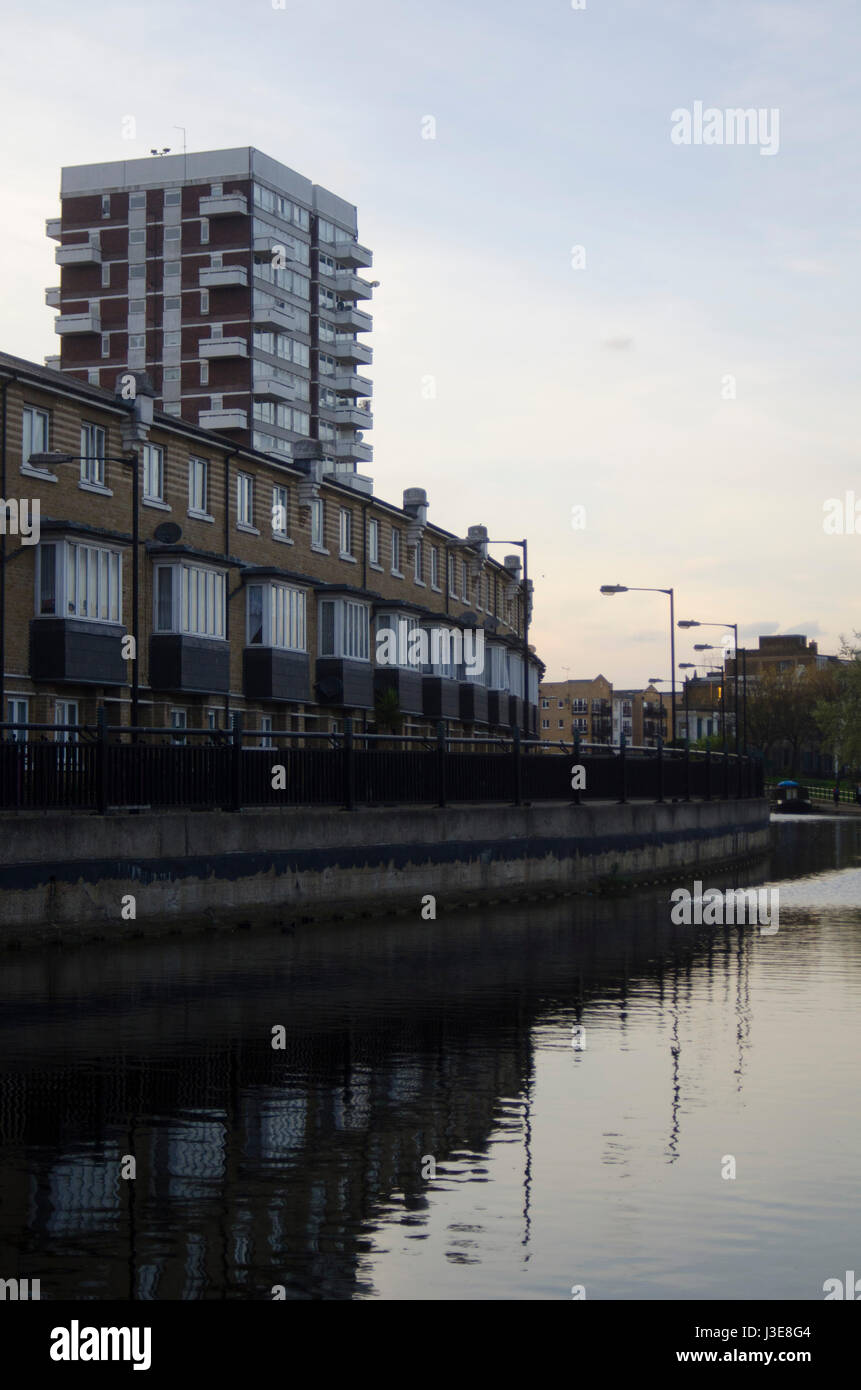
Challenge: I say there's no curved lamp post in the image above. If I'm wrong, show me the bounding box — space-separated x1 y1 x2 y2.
601 584 675 741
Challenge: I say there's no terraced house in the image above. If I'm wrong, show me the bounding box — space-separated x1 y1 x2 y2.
0 353 541 742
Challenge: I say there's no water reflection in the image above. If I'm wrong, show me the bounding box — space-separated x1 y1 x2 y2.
1 820 859 1300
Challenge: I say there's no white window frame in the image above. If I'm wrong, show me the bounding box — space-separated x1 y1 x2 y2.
22 406 50 468
246 581 306 651
339 507 352 557
318 597 370 661
35 539 123 624
80 423 106 487
154 561 226 639
142 443 164 503
237 472 254 529
55 700 79 743
188 457 208 516
376 611 421 670
391 527 401 575
311 497 325 549
7 697 28 742
368 517 380 566
272 485 289 537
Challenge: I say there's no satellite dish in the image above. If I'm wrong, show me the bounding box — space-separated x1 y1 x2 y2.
154 522 182 544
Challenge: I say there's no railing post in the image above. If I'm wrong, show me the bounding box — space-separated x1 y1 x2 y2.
656 735 664 803
436 720 447 808
230 713 242 812
97 704 108 816
704 738 712 801
684 738 691 802
572 732 581 805
512 725 522 806
618 732 627 804
343 715 354 810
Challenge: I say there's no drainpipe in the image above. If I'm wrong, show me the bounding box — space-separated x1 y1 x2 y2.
0 371 21 732
223 445 239 728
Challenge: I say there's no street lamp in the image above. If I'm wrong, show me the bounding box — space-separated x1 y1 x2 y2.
600 584 676 740
30 450 140 730
678 618 741 753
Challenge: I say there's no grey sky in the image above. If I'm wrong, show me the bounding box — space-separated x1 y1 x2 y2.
2 0 858 683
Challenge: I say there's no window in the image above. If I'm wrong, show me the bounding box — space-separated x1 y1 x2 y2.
201 289 209 313
170 709 187 745
129 193 146 210
142 443 164 502
188 457 208 515
430 547 439 589
200 360 209 385
55 700 79 744
558 719 564 729
376 612 421 669
237 472 254 528
129 229 146 245
339 507 352 557
36 540 122 622
102 263 110 288
311 497 325 548
448 553 457 596
129 334 145 350
391 528 401 574
129 299 145 314
164 261 181 276
414 540 423 583
461 560 468 601
210 253 223 270
368 517 380 565
542 719 550 730
164 227 181 243
164 190 181 207
318 597 370 661
200 218 209 244
259 716 273 750
163 367 180 381
164 331 181 347
22 407 49 467
558 699 564 709
101 194 111 218
98 332 110 358
129 265 146 280
154 562 226 637
246 582 306 650
7 698 28 742
541 698 549 709
164 296 181 311
80 423 106 486
272 485 289 537
210 183 222 196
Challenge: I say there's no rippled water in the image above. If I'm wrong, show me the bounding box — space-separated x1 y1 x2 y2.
1 815 859 1300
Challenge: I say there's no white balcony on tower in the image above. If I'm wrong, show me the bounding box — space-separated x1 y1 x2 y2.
332 339 372 366
199 336 248 360
45 287 61 308
55 312 100 336
252 300 299 333
199 193 248 218
331 405 374 429
332 272 373 301
333 438 373 463
200 264 248 289
198 407 248 432
331 306 372 333
56 240 101 267
252 377 294 402
320 239 372 269
44 355 61 370
45 218 62 240
331 372 372 397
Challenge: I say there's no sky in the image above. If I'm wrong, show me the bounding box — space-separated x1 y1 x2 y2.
1 0 858 686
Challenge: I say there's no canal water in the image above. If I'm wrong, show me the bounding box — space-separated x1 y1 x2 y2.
1 815 859 1301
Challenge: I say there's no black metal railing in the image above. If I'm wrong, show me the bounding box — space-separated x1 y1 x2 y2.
0 721 765 814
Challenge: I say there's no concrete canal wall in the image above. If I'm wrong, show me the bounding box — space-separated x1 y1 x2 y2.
0 798 770 945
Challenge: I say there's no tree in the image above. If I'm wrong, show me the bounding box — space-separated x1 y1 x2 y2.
374 687 403 736
813 636 861 773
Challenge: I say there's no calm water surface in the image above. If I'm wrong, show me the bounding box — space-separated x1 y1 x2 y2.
1 816 859 1300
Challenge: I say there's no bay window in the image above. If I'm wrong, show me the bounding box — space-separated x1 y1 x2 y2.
245 582 306 650
376 612 421 669
153 562 226 638
318 597 370 661
36 539 122 622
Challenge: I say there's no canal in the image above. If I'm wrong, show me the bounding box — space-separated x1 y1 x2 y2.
1 813 858 1301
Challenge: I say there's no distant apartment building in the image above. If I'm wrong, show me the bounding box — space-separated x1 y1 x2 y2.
46 147 373 479
725 633 840 683
538 676 612 743
0 352 540 739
